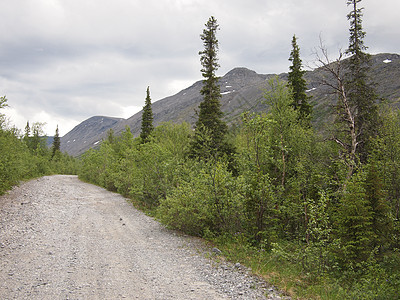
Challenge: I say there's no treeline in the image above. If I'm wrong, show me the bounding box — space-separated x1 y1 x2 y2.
0 96 79 195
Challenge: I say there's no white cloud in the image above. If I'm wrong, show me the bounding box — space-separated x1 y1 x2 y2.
121 105 142 119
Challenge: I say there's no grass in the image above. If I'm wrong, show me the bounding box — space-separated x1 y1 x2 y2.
212 237 312 299
208 235 396 300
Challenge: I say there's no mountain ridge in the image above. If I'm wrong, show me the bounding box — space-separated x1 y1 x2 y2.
61 53 400 156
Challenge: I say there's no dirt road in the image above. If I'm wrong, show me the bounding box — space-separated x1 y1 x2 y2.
0 175 280 299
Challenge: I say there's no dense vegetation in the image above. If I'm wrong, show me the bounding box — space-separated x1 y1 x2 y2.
78 81 400 298
189 16 234 162
0 96 79 195
140 86 154 144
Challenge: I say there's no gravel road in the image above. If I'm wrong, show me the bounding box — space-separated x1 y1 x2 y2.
0 175 286 300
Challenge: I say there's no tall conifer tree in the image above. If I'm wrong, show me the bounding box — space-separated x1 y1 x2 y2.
51 125 61 158
140 86 154 143
190 16 231 160
23 121 31 148
24 121 30 139
345 0 378 162
288 35 312 125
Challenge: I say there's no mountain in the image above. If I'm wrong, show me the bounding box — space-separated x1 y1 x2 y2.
61 53 400 156
61 116 123 156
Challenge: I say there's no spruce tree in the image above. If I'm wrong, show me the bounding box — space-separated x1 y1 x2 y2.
190 16 230 160
364 162 392 248
23 121 31 148
140 86 154 143
24 121 30 139
288 35 312 125
51 125 61 159
345 0 379 162
335 171 373 264
30 122 45 153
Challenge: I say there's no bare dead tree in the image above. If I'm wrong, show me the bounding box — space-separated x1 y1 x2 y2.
313 40 360 183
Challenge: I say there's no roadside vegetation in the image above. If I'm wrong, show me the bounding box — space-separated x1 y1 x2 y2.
78 88 400 299
0 96 79 195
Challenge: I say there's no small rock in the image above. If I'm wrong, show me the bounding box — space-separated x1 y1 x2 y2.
212 247 222 255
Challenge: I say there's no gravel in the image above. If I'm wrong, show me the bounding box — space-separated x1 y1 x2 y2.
0 175 289 299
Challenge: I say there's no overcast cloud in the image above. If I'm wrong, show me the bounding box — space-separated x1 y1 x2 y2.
1 0 399 136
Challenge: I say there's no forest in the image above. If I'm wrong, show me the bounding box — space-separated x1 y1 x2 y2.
1 0 400 298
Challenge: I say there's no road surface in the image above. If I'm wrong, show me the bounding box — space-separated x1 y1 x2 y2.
0 175 281 299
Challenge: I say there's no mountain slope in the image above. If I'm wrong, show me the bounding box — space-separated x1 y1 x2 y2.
112 67 277 136
61 116 124 155
61 53 400 156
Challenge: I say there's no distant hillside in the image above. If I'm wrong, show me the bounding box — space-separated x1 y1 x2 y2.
61 116 123 155
61 53 400 156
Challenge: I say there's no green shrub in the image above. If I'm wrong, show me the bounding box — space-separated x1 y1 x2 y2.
157 160 244 236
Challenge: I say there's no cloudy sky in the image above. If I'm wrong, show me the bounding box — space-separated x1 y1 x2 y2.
1 0 398 136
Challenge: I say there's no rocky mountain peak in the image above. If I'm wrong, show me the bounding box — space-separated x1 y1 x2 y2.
222 67 267 88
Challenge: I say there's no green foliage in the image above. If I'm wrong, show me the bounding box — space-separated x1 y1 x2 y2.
75 83 400 298
369 106 400 247
288 35 312 125
50 151 80 175
334 170 374 264
153 122 191 158
0 97 79 195
263 78 301 183
79 122 193 208
140 86 154 143
80 148 103 185
301 192 336 277
128 141 178 207
190 16 234 162
365 162 392 248
346 0 367 57
27 122 47 154
0 96 7 108
157 160 243 236
345 0 379 162
51 125 61 159
129 123 191 207
199 16 221 103
0 129 31 193
0 95 8 128
236 113 278 244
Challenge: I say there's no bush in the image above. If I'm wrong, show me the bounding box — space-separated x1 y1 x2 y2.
0 130 29 193
157 160 244 236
